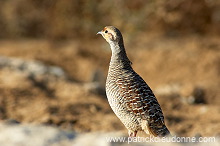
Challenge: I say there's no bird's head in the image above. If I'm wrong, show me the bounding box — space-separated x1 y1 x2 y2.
97 26 123 45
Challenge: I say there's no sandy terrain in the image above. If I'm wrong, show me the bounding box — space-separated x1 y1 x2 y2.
0 34 219 137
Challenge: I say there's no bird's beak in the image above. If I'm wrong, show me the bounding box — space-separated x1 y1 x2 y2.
96 31 102 35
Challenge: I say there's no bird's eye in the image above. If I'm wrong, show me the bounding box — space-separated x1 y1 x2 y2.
105 30 108 33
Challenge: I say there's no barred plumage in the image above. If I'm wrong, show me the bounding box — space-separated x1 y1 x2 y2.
97 26 170 137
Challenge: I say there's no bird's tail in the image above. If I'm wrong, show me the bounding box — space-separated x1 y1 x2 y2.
147 123 170 137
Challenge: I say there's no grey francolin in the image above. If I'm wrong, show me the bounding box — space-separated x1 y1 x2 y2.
97 26 170 137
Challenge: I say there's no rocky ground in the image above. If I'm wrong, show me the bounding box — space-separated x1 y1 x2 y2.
0 122 219 146
0 34 219 145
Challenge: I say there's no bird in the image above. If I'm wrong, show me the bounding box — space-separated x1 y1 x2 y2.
97 26 170 137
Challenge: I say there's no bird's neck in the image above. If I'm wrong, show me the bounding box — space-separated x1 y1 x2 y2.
109 42 131 68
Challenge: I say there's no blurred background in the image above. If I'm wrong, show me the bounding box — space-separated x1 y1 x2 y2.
0 0 220 39
0 0 220 138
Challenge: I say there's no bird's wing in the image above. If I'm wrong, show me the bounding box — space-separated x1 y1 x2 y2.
117 72 169 136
